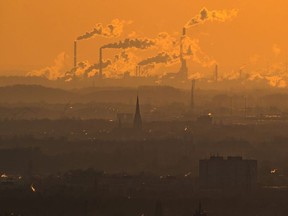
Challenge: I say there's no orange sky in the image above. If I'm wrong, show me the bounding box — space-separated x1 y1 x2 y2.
0 0 288 77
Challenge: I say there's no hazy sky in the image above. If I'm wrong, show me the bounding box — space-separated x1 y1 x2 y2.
0 0 287 76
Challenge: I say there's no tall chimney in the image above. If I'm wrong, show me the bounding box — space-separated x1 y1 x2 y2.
214 64 218 81
239 68 243 80
99 47 103 78
191 79 196 111
138 65 141 76
182 27 186 36
74 41 77 68
244 96 247 118
135 66 138 77
179 27 188 79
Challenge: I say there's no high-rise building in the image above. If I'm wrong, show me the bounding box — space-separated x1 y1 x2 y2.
199 156 257 190
133 96 142 130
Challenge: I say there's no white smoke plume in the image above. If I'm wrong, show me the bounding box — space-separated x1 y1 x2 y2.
101 32 180 51
66 60 112 80
138 52 178 66
101 38 155 50
266 76 287 88
185 7 238 28
27 52 69 80
182 36 217 67
188 72 205 80
154 32 178 52
272 44 281 57
99 33 180 76
137 35 216 69
106 51 140 78
77 19 127 41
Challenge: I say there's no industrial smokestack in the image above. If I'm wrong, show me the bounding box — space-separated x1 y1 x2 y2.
214 64 218 81
138 65 141 76
136 65 141 77
178 28 188 79
182 27 187 36
244 96 247 118
99 47 103 78
74 41 77 68
135 66 138 77
191 79 196 111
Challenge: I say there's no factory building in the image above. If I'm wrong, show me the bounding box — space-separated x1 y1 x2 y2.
199 156 257 190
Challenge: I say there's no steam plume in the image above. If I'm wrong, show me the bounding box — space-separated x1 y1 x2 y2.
272 44 281 57
77 19 126 41
185 7 238 28
66 60 112 79
27 52 69 80
137 35 216 70
101 38 155 50
138 52 178 66
84 61 112 77
107 51 140 78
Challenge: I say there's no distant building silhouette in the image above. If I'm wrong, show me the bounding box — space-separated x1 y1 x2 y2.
199 156 257 190
133 96 142 130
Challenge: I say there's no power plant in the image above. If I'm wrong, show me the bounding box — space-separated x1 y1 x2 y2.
24 9 247 89
60 9 240 88
71 25 192 84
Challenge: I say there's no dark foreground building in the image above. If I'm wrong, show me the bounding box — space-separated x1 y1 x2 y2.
199 156 257 190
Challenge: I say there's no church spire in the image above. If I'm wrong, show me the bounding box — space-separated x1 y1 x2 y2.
133 95 142 130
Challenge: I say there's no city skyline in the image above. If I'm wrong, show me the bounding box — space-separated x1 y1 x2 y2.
1 0 288 88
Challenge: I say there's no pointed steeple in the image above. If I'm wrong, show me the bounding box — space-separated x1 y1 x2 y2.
133 95 142 130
